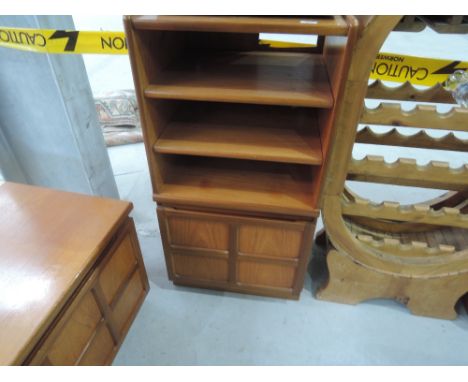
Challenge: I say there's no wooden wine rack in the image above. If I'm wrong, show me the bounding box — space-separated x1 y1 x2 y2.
315 16 468 319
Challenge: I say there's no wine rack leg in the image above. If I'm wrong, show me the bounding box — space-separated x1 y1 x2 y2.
316 249 394 305
317 249 468 320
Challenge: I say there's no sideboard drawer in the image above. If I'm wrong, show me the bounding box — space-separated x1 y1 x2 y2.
27 218 149 366
99 233 138 305
28 271 104 366
78 322 115 366
113 269 147 335
32 281 103 365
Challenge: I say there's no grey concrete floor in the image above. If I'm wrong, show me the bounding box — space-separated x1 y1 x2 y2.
75 18 468 365
107 142 468 366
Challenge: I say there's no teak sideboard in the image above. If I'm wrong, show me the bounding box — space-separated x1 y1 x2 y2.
125 16 358 298
0 182 149 365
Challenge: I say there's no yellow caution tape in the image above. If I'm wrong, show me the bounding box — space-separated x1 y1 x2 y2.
259 39 316 49
1 26 467 87
370 52 468 87
0 27 127 54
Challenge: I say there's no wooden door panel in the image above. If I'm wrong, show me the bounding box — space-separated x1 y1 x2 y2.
172 254 229 282
99 234 138 305
113 271 146 334
167 215 229 250
239 224 303 258
78 323 115 365
237 259 296 289
46 291 102 365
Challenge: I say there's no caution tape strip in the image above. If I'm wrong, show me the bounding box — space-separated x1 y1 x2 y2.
0 27 127 54
1 26 467 87
370 53 468 87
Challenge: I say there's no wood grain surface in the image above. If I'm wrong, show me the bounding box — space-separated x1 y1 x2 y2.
132 15 349 35
0 182 131 365
145 52 333 108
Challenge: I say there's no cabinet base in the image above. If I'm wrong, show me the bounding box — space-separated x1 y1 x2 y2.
173 277 300 300
158 206 316 300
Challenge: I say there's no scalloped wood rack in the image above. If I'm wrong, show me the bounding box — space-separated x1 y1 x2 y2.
315 16 468 319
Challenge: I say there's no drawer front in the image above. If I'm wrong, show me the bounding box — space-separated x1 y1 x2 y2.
28 218 149 365
158 207 314 297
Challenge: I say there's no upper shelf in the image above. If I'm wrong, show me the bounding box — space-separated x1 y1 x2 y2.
144 51 333 108
132 16 349 35
153 103 322 165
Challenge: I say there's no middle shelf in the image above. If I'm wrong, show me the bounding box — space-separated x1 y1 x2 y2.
153 102 322 165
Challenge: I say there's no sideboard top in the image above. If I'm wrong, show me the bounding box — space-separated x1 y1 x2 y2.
0 182 131 365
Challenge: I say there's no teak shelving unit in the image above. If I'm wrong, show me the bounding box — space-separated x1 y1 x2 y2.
125 16 358 298
315 16 468 319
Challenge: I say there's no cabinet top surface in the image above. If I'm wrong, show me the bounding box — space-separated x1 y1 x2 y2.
0 182 131 365
130 15 349 35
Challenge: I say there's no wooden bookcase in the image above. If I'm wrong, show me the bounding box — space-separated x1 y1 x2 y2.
125 16 358 299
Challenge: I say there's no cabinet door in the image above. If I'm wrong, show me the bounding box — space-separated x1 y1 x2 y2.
28 218 149 365
158 207 314 298
158 209 231 284
236 223 303 290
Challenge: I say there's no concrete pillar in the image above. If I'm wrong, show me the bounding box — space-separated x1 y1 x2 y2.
0 15 119 198
0 124 27 183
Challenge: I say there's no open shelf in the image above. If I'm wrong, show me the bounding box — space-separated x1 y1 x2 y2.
153 102 322 165
155 156 319 217
132 15 349 36
144 51 333 108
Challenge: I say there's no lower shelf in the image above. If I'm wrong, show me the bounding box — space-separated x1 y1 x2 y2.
157 206 315 299
155 155 320 218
